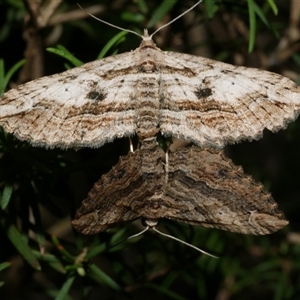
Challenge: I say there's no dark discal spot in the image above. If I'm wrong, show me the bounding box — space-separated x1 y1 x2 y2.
194 87 213 99
218 168 228 177
112 169 126 180
86 90 106 101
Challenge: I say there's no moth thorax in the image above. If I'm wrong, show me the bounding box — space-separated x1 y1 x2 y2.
136 128 160 140
139 61 157 73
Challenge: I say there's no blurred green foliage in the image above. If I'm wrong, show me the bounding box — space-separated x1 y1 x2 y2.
0 0 300 299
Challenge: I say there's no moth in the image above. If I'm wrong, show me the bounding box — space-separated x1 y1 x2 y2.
72 138 288 236
0 5 299 149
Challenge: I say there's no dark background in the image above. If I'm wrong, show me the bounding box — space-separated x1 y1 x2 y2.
0 0 299 299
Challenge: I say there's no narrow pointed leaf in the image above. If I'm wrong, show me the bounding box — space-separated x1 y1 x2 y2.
6 224 41 270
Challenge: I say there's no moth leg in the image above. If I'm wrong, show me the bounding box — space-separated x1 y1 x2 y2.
164 146 169 186
129 137 134 153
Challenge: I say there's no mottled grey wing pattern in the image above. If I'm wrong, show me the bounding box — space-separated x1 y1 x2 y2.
71 151 146 234
1 36 300 148
0 52 139 149
72 143 165 234
0 34 293 236
72 143 288 235
159 51 300 148
164 147 288 235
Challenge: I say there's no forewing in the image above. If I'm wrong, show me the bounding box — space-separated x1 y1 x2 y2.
159 51 300 148
72 151 148 234
0 52 138 148
163 147 288 235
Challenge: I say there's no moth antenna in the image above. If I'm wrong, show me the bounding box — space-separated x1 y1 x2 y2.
142 219 218 258
150 0 203 38
78 2 202 41
151 227 219 259
77 4 143 39
109 220 156 249
126 226 150 240
108 226 149 250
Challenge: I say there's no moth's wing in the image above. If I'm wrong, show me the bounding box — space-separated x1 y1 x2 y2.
72 139 167 234
163 147 288 235
159 52 300 148
0 51 138 149
72 151 150 234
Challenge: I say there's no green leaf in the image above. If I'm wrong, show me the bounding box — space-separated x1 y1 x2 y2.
203 0 219 18
147 283 187 300
267 0 278 15
247 0 256 53
51 235 76 262
121 11 145 23
85 243 106 260
147 0 177 28
6 0 25 10
6 223 41 270
0 59 3 89
97 31 128 59
156 134 173 152
33 250 66 274
0 58 26 95
0 261 11 272
109 227 128 245
252 1 269 27
46 45 83 67
30 200 47 248
137 0 148 14
89 264 121 291
76 266 86 277
55 276 75 300
0 182 13 210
